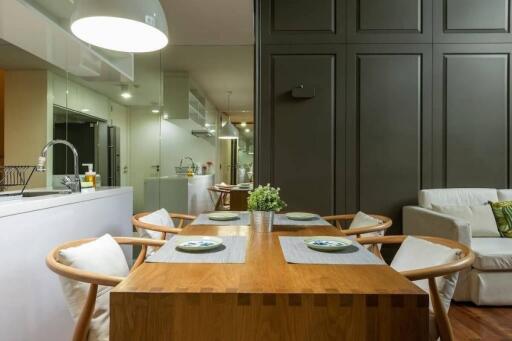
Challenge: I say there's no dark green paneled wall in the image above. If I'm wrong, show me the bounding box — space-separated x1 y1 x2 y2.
256 0 512 234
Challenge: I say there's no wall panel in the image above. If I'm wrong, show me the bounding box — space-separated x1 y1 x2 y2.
257 0 512 234
433 45 512 188
434 0 512 43
258 45 345 215
259 0 345 44
347 0 432 43
347 45 432 233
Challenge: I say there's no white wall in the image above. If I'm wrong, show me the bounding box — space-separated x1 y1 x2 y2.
160 119 217 176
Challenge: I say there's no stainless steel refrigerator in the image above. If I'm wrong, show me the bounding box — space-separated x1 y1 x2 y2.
107 126 121 186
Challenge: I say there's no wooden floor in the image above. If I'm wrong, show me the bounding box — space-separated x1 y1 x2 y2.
450 302 512 340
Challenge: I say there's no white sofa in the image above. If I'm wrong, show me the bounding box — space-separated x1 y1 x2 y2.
403 188 512 306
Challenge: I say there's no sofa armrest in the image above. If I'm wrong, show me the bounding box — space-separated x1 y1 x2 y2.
403 206 471 247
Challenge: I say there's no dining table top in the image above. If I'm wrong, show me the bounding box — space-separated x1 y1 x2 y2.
113 225 425 296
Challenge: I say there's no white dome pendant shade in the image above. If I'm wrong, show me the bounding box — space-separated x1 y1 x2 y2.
219 91 239 140
71 0 169 53
219 121 239 140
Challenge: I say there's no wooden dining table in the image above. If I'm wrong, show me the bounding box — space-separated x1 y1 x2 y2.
110 225 429 340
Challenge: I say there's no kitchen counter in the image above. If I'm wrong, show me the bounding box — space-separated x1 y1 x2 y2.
0 186 132 218
144 174 214 215
1 186 133 341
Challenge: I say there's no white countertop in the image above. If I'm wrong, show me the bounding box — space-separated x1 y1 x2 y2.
145 174 214 180
0 186 132 218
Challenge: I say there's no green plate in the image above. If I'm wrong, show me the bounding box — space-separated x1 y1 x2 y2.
304 236 353 252
286 212 318 221
208 212 240 221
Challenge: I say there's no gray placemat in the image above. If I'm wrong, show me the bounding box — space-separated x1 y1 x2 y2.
191 212 250 226
273 214 332 226
146 235 247 264
278 236 385 265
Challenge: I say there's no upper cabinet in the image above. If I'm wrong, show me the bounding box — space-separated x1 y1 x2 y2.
434 0 512 43
259 0 345 44
163 72 217 128
346 0 433 43
51 73 110 121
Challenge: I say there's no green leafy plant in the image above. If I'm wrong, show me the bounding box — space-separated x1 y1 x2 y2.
247 184 286 212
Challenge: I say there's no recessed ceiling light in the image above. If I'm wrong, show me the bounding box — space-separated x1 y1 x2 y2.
152 109 160 114
162 113 169 120
245 128 250 133
70 0 169 53
204 123 210 127
121 91 132 99
240 122 247 127
209 129 216 133
81 109 90 113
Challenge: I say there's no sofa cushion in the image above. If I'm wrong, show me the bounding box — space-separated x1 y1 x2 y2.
431 204 500 237
471 238 512 271
488 201 512 238
498 189 512 201
469 270 512 305
418 188 498 209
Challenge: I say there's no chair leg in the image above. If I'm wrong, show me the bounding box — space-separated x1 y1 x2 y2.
73 283 98 341
428 278 454 341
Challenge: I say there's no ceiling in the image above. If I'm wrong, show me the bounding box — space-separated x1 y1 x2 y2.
28 0 254 45
11 0 255 114
163 45 253 112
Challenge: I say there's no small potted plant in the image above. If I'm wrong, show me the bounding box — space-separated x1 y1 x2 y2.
247 184 286 232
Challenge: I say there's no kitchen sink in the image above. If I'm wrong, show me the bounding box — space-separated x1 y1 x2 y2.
22 190 72 197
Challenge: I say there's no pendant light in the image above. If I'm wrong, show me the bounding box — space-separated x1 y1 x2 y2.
219 91 239 140
71 0 169 53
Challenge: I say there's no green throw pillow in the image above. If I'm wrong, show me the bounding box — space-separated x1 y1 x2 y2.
489 201 512 238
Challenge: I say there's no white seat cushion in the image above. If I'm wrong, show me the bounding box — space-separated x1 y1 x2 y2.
469 270 512 305
431 204 500 238
471 238 512 271
497 189 512 201
58 234 129 341
138 208 174 240
418 188 498 209
391 236 461 313
349 211 384 237
350 211 384 250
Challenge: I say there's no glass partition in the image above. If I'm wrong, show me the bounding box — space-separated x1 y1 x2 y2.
0 0 254 216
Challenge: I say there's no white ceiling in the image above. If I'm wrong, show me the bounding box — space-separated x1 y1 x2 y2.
162 0 254 45
5 0 255 113
163 45 253 111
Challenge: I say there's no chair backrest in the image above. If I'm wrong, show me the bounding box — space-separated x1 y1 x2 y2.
418 188 498 209
322 213 392 237
357 235 474 341
132 211 196 240
46 236 165 341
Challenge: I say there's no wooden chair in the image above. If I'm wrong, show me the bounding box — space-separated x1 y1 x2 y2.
322 213 392 237
208 186 231 211
322 213 392 257
132 211 196 240
357 235 474 341
46 237 165 341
